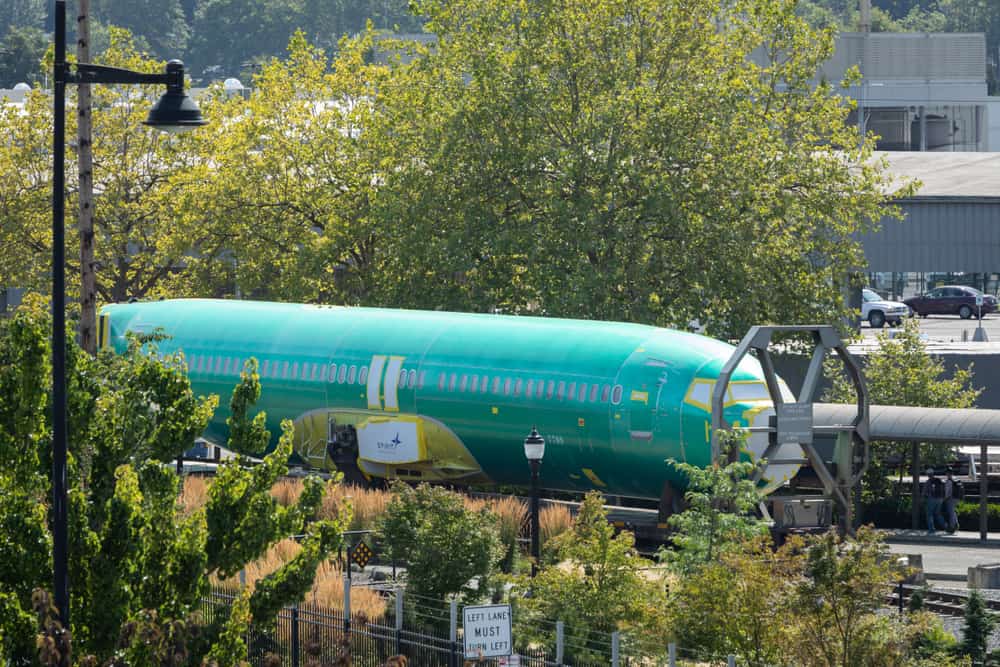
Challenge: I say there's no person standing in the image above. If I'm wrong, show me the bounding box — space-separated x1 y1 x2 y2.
924 468 946 534
944 468 964 534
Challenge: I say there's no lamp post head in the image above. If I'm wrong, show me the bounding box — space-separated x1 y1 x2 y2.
524 426 545 461
144 60 207 134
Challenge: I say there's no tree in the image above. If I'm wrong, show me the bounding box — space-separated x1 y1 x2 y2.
183 0 904 331
786 527 902 667
0 29 208 303
376 482 502 603
513 492 669 662
0 0 45 35
185 0 424 79
0 24 46 87
0 296 347 663
823 318 981 506
360 0 905 338
667 535 796 666
92 0 190 58
960 589 996 663
182 31 394 303
660 429 770 574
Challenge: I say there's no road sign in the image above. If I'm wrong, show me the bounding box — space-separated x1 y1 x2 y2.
351 541 374 569
463 604 512 658
776 402 814 445
977 294 984 307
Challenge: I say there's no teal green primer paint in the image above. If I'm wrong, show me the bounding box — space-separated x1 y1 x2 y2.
101 299 796 498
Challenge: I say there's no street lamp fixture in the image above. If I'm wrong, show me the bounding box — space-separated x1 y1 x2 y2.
524 427 545 577
50 0 205 631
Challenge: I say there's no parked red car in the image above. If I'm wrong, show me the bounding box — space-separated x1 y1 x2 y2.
904 285 997 319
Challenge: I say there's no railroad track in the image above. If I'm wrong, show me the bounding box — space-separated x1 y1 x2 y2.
887 584 1000 617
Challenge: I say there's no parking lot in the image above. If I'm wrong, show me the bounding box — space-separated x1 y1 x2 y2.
860 314 1000 343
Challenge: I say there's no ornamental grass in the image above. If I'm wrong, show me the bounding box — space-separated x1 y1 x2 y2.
179 475 211 515
539 503 574 549
490 496 527 544
212 538 387 620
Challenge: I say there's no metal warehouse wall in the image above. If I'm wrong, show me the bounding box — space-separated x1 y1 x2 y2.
860 198 1000 273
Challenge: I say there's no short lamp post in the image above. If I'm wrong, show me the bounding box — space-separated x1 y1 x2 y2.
50 0 205 631
524 427 545 577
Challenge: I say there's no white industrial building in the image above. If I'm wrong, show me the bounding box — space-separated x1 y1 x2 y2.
827 32 1000 152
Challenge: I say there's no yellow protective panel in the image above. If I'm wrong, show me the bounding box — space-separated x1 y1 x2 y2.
291 408 485 484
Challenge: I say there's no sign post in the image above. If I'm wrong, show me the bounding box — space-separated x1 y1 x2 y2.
974 294 990 342
463 604 513 659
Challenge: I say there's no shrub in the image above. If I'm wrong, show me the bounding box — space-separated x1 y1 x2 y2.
376 482 502 604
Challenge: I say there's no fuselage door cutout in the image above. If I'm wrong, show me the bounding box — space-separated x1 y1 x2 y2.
367 355 387 409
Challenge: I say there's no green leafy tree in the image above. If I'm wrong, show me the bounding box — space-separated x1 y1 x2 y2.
823 318 981 505
182 30 395 303
0 28 206 302
92 0 190 58
660 429 770 574
0 25 46 87
513 492 669 662
0 0 45 34
186 0 423 78
361 0 905 337
960 589 996 663
377 482 502 603
786 527 903 667
667 535 795 666
0 297 347 664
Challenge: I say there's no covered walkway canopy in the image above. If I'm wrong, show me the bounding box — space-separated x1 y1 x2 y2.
815 403 1000 540
815 403 1000 444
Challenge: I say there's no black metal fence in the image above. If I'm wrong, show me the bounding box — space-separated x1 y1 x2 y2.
204 584 736 666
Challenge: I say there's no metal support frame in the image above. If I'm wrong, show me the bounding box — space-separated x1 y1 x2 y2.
981 441 989 542
711 325 869 533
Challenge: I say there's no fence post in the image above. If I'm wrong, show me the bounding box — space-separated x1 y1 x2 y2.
449 598 459 667
611 631 620 667
238 568 245 588
343 574 351 634
668 643 676 667
555 620 564 665
395 589 404 656
291 605 300 667
728 654 736 667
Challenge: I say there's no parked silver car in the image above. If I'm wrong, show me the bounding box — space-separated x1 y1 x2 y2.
862 288 909 328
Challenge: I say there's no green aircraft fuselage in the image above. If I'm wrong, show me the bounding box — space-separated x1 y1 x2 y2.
100 299 799 499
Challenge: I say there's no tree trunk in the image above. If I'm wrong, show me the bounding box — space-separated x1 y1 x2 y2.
77 0 96 354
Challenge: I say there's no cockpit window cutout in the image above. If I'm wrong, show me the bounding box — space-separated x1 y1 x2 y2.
684 379 715 412
729 381 770 403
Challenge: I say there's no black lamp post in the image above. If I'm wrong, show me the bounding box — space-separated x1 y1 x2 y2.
50 0 205 630
524 427 545 577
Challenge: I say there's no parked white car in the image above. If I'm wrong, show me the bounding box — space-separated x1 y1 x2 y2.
862 288 909 328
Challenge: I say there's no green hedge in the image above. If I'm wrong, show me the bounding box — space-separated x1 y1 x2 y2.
858 496 1000 531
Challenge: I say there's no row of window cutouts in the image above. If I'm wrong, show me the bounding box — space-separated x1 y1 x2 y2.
187 354 624 405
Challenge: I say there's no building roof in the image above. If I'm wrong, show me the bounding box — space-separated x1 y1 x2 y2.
878 151 1000 198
